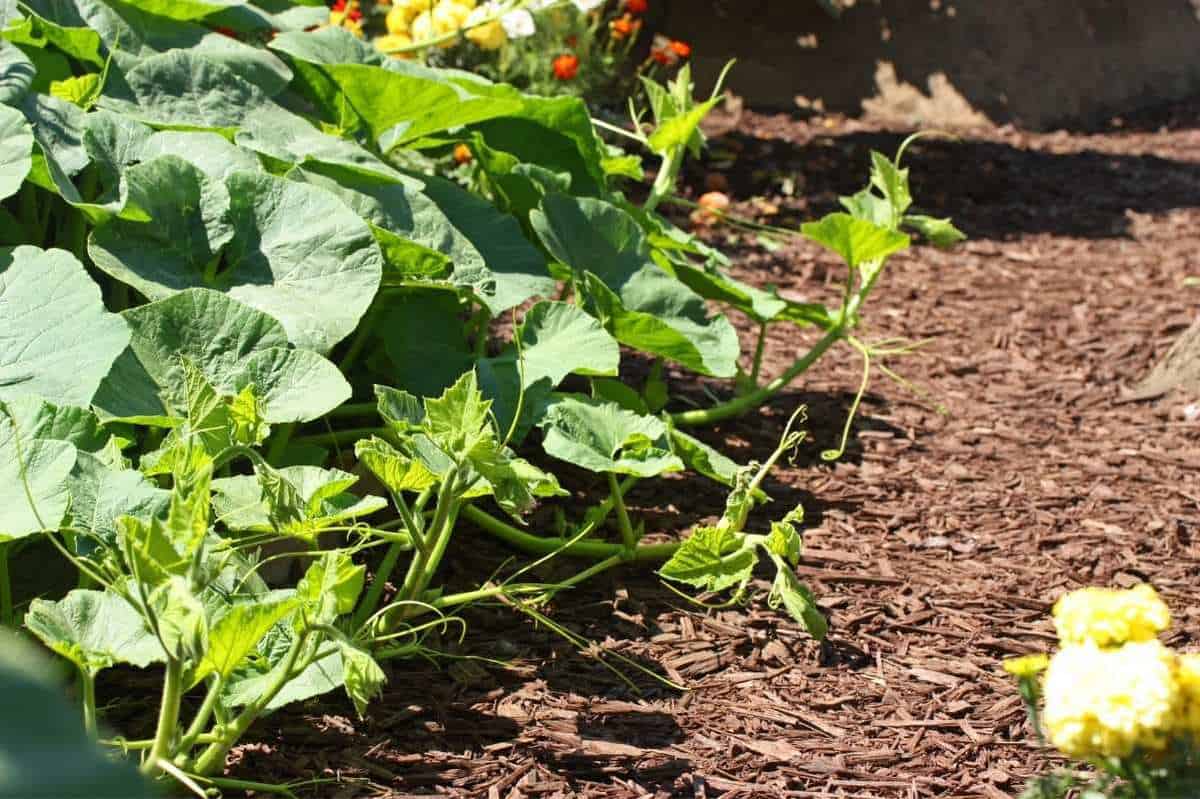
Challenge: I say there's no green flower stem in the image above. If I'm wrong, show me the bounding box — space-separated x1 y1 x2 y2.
461 504 679 563
430 583 546 610
644 147 683 214
141 658 183 776
329 402 378 420
191 631 308 777
291 427 388 448
608 473 638 556
80 669 98 737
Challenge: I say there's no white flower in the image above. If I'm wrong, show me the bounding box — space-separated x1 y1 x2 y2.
572 0 605 10
501 8 536 37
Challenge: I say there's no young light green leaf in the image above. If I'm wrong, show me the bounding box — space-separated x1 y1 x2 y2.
375 385 425 432
195 590 299 683
296 552 365 625
0 246 129 407
903 214 966 248
339 640 385 717
768 566 827 640
147 575 208 660
66 452 170 549
669 427 743 488
25 590 163 675
212 466 385 540
647 95 719 157
424 370 494 457
355 436 437 495
869 150 912 220
537 395 684 478
658 526 757 593
801 212 910 269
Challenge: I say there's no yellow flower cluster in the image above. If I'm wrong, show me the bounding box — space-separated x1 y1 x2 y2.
378 0 506 56
1030 584 1200 760
1053 583 1171 647
1043 640 1178 758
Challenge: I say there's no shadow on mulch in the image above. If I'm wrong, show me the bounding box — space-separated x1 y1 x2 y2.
688 126 1200 241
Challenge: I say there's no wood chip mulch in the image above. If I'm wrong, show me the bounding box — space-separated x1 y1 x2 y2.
225 102 1200 798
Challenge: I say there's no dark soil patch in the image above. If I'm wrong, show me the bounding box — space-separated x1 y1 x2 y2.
169 104 1200 797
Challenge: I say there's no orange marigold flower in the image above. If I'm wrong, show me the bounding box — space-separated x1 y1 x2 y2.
625 0 648 12
553 53 579 80
649 33 676 65
669 39 691 58
610 13 635 39
453 143 473 165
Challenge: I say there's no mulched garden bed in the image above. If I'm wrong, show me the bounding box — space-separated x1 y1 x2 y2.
211 101 1200 797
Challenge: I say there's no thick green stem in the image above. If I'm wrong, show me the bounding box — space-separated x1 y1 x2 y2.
191 632 307 777
329 402 378 420
0 542 11 627
292 427 388 448
141 658 183 776
644 148 683 213
608 473 638 555
80 669 97 737
749 321 769 386
462 505 679 563
173 677 223 765
339 300 383 374
353 537 409 632
265 424 295 465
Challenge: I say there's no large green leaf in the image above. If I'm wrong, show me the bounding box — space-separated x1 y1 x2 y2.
90 163 382 352
0 39 33 104
0 103 31 198
140 129 261 180
532 194 738 378
0 246 129 407
0 413 75 540
66 452 170 547
270 29 523 148
236 106 400 181
98 49 280 131
0 630 155 798
0 396 108 452
537 395 684 478
92 289 350 424
22 0 290 90
119 0 246 22
377 290 475 398
24 589 163 675
222 626 343 711
476 301 620 438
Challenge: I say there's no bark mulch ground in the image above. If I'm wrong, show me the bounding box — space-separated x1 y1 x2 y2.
223 103 1200 797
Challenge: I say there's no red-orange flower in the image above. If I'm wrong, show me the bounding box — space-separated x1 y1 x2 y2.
610 14 635 39
552 53 579 80
625 0 648 13
331 0 362 22
669 39 691 58
453 143 473 165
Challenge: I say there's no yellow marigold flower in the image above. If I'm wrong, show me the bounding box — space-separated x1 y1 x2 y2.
374 33 414 58
465 5 506 50
386 4 412 35
1175 653 1200 737
1043 641 1179 759
1053 584 1171 648
1003 653 1050 679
